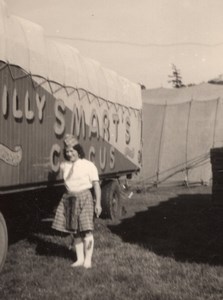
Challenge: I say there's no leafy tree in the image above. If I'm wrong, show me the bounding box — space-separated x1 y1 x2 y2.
168 64 184 88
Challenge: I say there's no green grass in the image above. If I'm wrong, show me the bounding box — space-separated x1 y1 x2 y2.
0 185 223 300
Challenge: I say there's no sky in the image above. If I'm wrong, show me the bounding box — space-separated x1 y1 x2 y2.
6 0 223 89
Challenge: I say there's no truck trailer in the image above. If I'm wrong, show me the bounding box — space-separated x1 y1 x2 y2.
0 0 142 271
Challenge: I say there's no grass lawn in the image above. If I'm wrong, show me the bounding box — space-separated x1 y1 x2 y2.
0 185 223 300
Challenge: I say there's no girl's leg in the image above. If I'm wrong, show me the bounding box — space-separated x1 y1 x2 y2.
69 233 75 250
71 236 84 267
83 232 94 269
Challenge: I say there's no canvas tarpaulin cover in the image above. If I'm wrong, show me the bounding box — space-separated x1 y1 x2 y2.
140 83 223 187
0 0 141 110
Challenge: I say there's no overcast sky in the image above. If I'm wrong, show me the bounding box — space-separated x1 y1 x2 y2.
6 0 223 89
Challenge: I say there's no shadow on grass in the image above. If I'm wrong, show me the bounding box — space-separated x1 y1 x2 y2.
5 199 75 260
3 187 64 245
108 191 223 266
27 234 75 261
6 210 75 260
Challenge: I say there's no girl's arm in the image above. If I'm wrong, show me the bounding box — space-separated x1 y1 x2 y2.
92 181 102 218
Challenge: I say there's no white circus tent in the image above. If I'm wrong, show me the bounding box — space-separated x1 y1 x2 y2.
139 83 223 187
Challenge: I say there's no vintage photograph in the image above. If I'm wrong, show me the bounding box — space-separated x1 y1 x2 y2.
0 1 223 299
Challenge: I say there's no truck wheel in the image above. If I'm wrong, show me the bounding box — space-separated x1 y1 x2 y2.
101 180 122 220
0 212 8 272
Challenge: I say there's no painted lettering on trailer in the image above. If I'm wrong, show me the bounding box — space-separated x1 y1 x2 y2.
51 99 131 172
2 85 46 122
1 85 133 173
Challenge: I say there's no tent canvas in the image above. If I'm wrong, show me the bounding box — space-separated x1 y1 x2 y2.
139 83 223 187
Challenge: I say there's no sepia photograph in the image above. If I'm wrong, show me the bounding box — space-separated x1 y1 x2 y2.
0 1 223 299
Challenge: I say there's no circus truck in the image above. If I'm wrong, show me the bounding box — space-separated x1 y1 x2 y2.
0 0 142 271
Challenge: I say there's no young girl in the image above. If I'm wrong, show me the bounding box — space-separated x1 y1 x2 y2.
52 134 102 269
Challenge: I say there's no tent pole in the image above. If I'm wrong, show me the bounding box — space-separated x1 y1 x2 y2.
185 99 193 187
156 101 167 186
212 98 220 148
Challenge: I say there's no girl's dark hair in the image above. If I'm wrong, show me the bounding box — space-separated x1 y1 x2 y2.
63 143 85 160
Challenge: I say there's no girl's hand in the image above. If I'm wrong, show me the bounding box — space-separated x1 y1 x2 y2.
95 204 102 218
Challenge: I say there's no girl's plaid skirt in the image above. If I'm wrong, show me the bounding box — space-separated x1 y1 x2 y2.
52 189 94 233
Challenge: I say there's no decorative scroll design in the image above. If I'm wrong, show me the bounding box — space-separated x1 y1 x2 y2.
0 144 22 166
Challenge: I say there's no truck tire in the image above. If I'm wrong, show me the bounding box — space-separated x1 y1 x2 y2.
101 180 122 220
0 212 8 272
